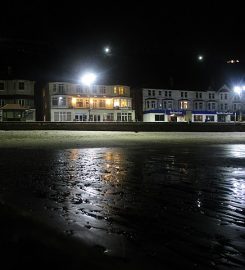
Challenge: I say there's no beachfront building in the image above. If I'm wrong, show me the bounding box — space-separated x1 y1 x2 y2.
143 85 244 122
0 80 36 121
47 82 135 122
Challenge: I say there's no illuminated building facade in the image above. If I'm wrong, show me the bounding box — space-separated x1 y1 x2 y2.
48 82 135 122
143 85 244 122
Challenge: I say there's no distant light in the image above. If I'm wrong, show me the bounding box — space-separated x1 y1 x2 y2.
234 86 242 94
104 46 111 54
81 73 96 86
227 59 240 64
198 55 203 61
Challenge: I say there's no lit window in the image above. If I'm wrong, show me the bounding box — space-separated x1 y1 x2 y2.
119 87 125 95
180 101 188 109
120 99 127 107
114 99 120 107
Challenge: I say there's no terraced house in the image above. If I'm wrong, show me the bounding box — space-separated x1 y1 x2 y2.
0 79 36 122
47 82 135 122
143 85 244 122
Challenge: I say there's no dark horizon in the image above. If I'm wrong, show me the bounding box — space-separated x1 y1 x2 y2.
1 2 245 90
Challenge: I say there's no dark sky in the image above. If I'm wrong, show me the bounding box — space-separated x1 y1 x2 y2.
1 1 245 89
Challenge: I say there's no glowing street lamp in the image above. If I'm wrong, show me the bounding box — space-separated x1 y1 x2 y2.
233 85 245 122
104 46 111 55
198 55 204 61
81 73 96 121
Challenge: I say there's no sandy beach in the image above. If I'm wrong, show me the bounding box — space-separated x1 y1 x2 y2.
1 130 245 148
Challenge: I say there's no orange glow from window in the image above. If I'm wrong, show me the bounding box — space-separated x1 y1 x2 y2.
72 97 76 105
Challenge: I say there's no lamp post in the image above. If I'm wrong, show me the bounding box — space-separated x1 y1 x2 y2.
233 85 245 123
81 73 96 121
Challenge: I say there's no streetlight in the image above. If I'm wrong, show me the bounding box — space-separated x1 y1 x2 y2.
81 72 96 121
233 85 245 122
104 46 111 55
197 55 204 61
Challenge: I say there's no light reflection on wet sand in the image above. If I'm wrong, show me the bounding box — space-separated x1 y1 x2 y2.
0 145 245 268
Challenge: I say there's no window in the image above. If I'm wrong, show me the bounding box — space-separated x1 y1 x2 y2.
212 93 215 99
212 103 215 110
148 90 151 96
165 91 168 97
76 99 84 107
163 101 167 109
199 102 203 110
199 93 202 98
53 84 57 93
120 99 127 107
19 82 24 90
181 92 184 98
52 97 58 106
58 84 64 94
224 94 227 100
180 101 188 109
167 101 173 109
196 93 198 98
168 91 172 97
99 100 106 108
206 116 214 122
151 101 156 108
18 99 25 106
185 92 187 98
208 103 211 110
75 114 87 121
155 115 165 121
117 112 132 122
194 103 198 110
59 97 66 106
76 86 82 94
119 87 125 95
103 113 114 121
152 90 155 96
220 104 223 110
158 91 161 95
224 104 228 110
234 104 237 110
100 86 106 94
146 100 150 108
114 87 117 94
54 112 71 121
0 99 5 106
220 94 223 100
194 115 203 122
0 82 4 90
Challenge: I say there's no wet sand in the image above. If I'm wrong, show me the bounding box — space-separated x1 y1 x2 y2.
0 131 245 269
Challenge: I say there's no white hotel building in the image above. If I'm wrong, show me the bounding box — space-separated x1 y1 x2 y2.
143 85 244 122
48 82 135 122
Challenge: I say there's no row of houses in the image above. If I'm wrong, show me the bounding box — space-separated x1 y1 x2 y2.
0 79 244 123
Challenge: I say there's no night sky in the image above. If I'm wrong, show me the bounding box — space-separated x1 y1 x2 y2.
1 1 245 89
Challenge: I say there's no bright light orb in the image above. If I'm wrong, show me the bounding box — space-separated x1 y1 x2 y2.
198 55 203 61
104 47 110 53
81 73 96 86
234 86 242 95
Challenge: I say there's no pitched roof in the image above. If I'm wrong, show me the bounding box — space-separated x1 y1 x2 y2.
0 104 30 110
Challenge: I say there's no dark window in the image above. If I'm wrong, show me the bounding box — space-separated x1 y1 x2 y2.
19 82 24 90
155 115 165 121
0 82 4 90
